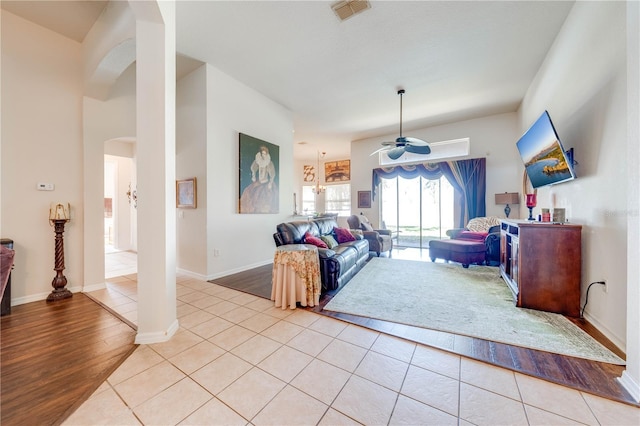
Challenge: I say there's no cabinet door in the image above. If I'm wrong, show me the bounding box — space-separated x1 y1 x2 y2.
500 232 507 269
511 236 519 289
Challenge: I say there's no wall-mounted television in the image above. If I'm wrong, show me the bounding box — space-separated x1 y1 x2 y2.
516 110 576 189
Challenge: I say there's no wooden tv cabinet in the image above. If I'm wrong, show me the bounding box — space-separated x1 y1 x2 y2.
499 219 582 317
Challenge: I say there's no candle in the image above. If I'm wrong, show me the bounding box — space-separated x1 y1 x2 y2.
526 194 537 208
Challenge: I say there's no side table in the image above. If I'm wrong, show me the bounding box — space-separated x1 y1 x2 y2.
271 244 321 309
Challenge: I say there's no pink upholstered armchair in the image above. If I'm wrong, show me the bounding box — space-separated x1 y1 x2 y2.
446 216 501 265
347 214 393 256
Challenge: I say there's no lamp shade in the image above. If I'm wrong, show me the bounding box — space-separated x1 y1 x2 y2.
49 202 70 221
495 192 519 205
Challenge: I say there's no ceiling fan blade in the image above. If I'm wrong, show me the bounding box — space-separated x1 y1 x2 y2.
381 140 397 146
405 143 432 155
370 146 391 156
405 137 428 146
386 147 406 160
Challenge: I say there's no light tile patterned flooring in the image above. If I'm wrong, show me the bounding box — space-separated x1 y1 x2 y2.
67 250 640 425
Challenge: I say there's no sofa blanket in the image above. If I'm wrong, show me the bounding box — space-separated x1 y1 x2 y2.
273 217 369 292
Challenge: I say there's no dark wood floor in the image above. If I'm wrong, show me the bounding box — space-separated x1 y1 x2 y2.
213 261 638 407
0 293 137 426
210 263 273 299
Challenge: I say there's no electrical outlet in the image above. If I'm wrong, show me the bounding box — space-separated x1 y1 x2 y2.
601 280 607 293
213 249 220 257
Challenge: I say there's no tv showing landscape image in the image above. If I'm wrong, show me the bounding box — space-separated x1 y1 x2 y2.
516 111 575 189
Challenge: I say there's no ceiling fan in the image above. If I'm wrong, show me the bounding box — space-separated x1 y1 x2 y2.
371 89 431 160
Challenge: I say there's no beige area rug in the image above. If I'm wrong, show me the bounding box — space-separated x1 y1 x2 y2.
324 258 624 365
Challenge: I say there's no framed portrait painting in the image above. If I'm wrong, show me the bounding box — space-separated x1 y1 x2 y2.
177 178 197 208
239 133 279 214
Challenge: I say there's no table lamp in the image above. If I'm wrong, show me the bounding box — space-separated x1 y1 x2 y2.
495 192 519 218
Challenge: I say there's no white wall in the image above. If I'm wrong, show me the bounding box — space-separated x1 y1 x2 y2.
624 0 640 402
519 1 628 351
350 112 522 228
204 65 294 278
176 66 208 276
1 12 84 303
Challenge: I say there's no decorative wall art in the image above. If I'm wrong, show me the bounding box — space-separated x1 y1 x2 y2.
303 165 315 182
325 159 350 182
239 133 279 214
358 191 371 208
177 178 197 208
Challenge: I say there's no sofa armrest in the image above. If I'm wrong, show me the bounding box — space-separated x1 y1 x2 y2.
273 233 284 247
362 230 382 241
487 225 500 234
317 248 337 259
375 229 392 236
446 228 465 238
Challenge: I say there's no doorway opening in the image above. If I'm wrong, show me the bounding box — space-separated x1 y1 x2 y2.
380 175 454 249
104 154 137 278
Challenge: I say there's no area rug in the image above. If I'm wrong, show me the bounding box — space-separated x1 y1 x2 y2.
324 258 624 365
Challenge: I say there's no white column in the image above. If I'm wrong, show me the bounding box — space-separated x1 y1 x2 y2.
129 0 178 343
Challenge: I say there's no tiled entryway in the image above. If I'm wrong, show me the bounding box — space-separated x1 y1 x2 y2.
70 271 639 425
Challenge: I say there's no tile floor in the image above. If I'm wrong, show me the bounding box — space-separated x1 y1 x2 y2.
72 249 639 425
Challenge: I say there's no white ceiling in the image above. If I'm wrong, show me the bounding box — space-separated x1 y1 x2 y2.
3 0 575 161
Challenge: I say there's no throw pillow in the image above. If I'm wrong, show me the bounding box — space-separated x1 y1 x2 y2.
457 231 488 242
350 229 364 240
304 231 328 248
320 235 339 249
334 226 356 243
466 217 500 232
361 221 374 232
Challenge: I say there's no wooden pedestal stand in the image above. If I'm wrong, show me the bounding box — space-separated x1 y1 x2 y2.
47 219 72 302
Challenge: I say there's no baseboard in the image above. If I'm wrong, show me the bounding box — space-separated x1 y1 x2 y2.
583 311 626 354
176 268 208 281
205 259 272 281
134 318 179 344
618 371 640 403
82 282 106 292
11 285 84 306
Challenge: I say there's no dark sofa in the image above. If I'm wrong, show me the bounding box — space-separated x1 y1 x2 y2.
273 217 369 292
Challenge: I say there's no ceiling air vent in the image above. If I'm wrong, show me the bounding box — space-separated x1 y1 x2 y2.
332 0 371 22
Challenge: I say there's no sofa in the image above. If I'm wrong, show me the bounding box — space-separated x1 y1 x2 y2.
428 216 501 267
346 214 393 256
273 217 369 292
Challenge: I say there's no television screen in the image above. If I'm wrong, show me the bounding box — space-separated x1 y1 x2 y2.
516 110 575 189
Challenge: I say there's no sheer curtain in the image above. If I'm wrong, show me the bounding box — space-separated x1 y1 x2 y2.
372 158 486 228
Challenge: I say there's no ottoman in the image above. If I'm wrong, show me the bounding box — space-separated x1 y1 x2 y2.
428 239 487 268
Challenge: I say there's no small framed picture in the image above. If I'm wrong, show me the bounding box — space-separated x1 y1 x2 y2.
177 178 197 208
357 191 371 208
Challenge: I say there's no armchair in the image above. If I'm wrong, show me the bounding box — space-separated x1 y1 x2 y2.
347 214 393 257
429 216 501 267
449 216 501 265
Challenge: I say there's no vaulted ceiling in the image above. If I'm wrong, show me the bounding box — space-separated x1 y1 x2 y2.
2 1 575 160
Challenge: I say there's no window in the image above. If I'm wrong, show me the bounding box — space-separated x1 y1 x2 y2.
380 175 454 248
324 184 351 216
301 185 316 215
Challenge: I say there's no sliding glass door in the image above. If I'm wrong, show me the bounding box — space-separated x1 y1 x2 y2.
381 175 454 249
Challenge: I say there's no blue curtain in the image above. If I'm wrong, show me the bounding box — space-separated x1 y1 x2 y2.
372 158 486 228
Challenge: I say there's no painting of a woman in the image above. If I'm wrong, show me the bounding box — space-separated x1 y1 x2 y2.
239 134 279 213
